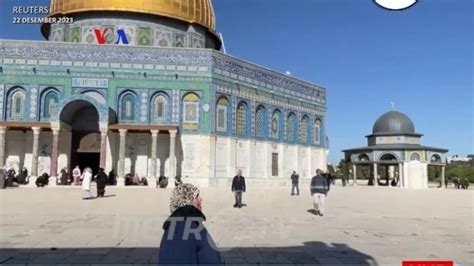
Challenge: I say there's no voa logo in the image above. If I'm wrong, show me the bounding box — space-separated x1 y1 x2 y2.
93 28 129 45
374 0 417 11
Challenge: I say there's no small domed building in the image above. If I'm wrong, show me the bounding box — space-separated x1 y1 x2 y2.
342 110 448 189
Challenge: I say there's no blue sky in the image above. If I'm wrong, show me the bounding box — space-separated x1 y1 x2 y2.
1 0 472 163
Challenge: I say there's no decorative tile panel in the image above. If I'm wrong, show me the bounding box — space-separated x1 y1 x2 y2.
172 89 180 123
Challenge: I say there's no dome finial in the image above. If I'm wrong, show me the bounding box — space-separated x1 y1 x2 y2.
390 101 395 110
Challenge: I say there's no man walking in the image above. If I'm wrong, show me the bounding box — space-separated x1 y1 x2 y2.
290 171 299 196
231 169 246 208
310 169 329 216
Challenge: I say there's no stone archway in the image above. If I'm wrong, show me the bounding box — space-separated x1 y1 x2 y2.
60 100 101 176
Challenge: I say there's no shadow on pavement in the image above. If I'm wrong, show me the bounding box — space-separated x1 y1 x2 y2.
0 241 377 265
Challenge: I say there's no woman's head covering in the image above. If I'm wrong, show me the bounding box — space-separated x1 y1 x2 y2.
169 183 200 213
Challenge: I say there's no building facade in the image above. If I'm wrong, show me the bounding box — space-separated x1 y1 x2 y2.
343 111 448 189
0 0 328 187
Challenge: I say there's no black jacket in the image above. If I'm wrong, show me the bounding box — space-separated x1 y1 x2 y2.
291 173 299 184
159 205 222 265
96 171 108 189
231 175 246 192
310 175 329 194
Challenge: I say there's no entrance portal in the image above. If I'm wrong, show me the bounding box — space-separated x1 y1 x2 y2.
60 100 101 176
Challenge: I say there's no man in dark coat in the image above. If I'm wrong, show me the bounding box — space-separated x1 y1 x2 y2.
158 183 222 265
0 166 7 189
36 173 49 187
231 169 246 208
310 169 329 216
95 168 108 197
290 171 300 196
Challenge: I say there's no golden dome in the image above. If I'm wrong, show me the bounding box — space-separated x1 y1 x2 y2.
48 0 216 31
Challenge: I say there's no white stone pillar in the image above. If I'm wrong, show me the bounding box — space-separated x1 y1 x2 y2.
99 129 108 169
398 163 403 188
373 163 378 186
0 126 6 167
169 130 177 179
149 130 159 185
117 129 127 186
441 165 445 189
31 127 41 177
228 138 237 178
352 163 357 186
48 128 60 186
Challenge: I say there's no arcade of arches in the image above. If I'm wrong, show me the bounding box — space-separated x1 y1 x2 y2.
0 100 178 186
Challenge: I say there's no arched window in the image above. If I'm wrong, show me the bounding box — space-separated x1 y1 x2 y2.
255 106 265 138
151 93 168 122
43 90 59 119
216 96 228 132
236 102 247 135
9 89 25 119
299 115 309 144
313 119 322 144
410 153 420 161
286 113 296 142
182 92 200 131
271 110 281 140
121 93 136 121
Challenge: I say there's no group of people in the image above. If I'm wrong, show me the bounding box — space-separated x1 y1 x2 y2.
0 166 29 189
449 177 470 189
125 173 148 186
81 167 108 199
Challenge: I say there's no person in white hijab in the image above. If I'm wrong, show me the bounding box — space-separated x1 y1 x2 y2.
81 167 93 200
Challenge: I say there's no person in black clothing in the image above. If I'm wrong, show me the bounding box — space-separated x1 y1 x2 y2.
36 173 49 187
108 169 116 185
96 168 108 197
290 171 300 196
231 169 246 208
6 168 16 187
0 166 7 189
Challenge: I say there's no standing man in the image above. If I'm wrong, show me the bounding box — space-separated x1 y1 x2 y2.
310 169 329 216
290 171 300 196
231 169 246 208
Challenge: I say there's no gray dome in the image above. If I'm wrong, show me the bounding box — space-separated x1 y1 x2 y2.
372 111 415 135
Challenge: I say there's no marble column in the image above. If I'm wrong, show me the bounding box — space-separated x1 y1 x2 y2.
373 163 378 186
99 130 108 169
117 129 127 186
441 165 445 189
49 128 60 185
31 127 41 177
150 130 159 180
352 163 357 186
0 126 6 166
399 163 404 188
169 130 177 179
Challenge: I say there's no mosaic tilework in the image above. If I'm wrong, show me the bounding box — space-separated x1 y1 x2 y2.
172 90 180 123
140 91 149 123
29 87 38 120
0 40 326 102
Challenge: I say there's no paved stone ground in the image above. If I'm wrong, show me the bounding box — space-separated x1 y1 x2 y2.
0 184 472 265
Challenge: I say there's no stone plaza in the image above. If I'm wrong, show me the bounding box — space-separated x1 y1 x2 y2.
0 184 472 265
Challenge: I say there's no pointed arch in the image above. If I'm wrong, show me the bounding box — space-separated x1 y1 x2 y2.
216 95 229 133
150 92 169 123
41 88 60 120
286 112 296 142
7 86 26 120
255 104 266 138
299 115 310 144
118 91 138 122
182 92 200 131
271 109 282 140
236 101 248 135
313 117 322 144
